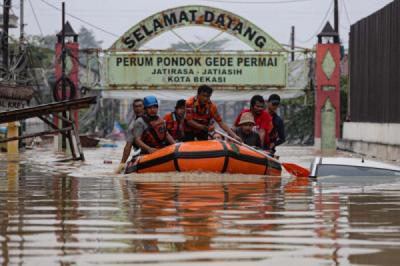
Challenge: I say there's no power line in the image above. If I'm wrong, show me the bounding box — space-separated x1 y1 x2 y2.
38 0 119 38
341 0 352 25
28 0 44 37
0 3 19 9
297 0 334 44
201 0 312 4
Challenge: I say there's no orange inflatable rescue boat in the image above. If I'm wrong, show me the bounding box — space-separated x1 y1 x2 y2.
124 140 282 176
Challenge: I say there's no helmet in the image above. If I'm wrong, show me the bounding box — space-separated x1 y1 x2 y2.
143 96 158 108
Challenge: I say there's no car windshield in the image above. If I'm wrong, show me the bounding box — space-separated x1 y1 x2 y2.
316 164 400 177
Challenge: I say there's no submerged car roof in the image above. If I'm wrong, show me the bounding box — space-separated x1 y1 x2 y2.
316 157 400 172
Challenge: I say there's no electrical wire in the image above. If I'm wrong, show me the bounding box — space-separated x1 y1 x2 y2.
28 0 44 37
341 0 352 24
38 0 119 38
201 0 312 4
297 0 334 44
0 3 19 9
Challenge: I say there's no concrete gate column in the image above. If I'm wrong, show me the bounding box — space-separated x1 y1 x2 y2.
315 22 341 155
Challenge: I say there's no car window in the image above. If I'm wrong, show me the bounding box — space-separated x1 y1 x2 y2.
316 164 400 177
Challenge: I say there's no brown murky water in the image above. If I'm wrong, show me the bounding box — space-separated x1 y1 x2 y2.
1 145 400 265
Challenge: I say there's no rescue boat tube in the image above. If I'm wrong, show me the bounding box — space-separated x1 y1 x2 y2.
124 140 282 176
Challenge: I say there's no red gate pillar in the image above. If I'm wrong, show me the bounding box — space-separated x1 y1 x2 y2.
55 21 80 110
315 22 341 155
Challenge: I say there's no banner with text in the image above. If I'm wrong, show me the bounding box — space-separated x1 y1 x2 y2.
105 52 287 89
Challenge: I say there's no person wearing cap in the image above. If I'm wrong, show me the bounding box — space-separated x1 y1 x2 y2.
234 112 262 148
234 95 273 149
164 99 186 141
266 94 286 154
184 85 241 142
116 98 145 173
133 96 175 155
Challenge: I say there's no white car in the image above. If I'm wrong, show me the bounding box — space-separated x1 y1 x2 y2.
309 157 400 177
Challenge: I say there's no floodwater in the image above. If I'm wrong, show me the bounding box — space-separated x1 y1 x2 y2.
1 144 400 266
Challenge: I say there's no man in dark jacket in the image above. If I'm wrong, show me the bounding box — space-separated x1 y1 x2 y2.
266 94 286 154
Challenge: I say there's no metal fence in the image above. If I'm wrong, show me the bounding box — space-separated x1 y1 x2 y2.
349 0 400 123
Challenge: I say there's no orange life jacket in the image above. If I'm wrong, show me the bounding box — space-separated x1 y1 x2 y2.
141 115 168 149
165 112 183 140
185 96 212 132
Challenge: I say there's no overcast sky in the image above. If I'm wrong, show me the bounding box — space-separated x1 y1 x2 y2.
10 0 393 50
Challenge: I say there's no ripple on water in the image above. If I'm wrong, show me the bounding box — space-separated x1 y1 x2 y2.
1 145 400 265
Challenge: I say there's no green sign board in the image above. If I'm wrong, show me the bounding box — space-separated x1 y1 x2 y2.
110 5 284 52
106 52 287 89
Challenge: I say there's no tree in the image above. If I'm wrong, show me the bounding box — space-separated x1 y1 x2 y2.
78 26 103 49
168 38 230 51
27 35 57 50
27 25 103 50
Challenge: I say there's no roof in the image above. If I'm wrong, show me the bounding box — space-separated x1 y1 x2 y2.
0 96 97 123
317 157 400 172
57 21 78 37
0 84 35 101
318 22 339 38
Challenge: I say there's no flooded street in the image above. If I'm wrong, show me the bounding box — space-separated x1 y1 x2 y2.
1 144 400 266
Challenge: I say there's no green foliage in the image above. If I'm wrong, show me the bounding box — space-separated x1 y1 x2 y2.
281 95 314 145
27 26 103 51
27 35 57 50
27 45 54 68
281 75 349 144
78 26 103 49
168 38 230 51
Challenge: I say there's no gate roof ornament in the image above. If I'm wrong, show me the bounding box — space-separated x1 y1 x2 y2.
109 5 285 52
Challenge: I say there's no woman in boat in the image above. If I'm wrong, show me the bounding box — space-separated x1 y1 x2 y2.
133 96 175 154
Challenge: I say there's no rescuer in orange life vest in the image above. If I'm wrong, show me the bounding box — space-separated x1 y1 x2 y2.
184 85 241 142
133 96 175 154
164 99 186 141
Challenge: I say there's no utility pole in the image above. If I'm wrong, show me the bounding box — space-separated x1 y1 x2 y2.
290 26 295 62
61 1 67 149
19 0 24 42
334 0 339 34
2 0 11 71
3 0 20 154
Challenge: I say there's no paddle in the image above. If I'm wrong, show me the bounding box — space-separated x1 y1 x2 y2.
214 129 310 177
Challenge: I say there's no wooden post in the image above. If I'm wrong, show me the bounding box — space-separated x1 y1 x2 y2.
7 122 19 154
291 26 295 62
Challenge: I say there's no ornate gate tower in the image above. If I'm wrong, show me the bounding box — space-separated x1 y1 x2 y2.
315 22 341 155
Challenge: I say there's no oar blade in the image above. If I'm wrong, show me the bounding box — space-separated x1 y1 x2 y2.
282 163 311 177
